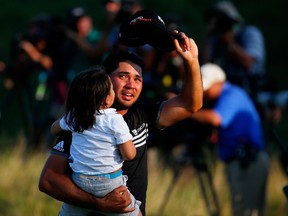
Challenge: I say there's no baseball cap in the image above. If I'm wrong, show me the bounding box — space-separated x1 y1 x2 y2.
67 5 88 31
68 6 87 19
200 63 226 91
119 9 182 52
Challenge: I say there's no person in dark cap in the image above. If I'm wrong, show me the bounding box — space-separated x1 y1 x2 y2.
39 26 203 216
201 1 266 100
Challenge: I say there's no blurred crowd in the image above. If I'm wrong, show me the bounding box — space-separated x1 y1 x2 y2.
0 0 286 162
0 0 286 158
1 0 288 215
0 0 144 150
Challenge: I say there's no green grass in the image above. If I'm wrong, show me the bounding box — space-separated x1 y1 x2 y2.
0 140 287 216
0 142 61 216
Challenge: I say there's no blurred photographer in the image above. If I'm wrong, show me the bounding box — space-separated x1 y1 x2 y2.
200 1 285 140
1 14 54 149
190 63 269 216
104 0 144 51
201 1 266 99
61 5 110 84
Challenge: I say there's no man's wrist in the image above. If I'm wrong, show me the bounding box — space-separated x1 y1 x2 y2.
87 194 104 211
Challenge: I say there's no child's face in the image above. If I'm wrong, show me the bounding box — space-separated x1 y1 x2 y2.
105 81 115 108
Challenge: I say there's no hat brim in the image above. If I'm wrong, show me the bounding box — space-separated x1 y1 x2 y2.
119 20 148 47
119 11 181 52
148 28 181 52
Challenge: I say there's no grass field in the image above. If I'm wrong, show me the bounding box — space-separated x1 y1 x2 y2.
0 139 287 216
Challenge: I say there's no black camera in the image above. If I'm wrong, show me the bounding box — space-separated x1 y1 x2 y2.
204 9 237 34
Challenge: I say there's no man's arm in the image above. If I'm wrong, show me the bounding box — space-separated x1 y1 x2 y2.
38 154 134 213
50 119 63 135
158 32 203 128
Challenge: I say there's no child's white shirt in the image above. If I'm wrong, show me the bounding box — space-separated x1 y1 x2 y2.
60 108 132 175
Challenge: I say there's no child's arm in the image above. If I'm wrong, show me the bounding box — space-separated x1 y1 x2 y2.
50 119 64 135
119 140 136 161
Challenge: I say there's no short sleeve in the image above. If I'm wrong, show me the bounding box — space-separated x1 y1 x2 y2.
51 131 72 157
59 117 71 131
111 114 132 144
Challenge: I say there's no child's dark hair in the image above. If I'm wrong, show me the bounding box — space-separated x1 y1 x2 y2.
65 65 111 132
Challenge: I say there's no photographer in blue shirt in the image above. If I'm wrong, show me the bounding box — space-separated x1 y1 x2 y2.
190 63 269 216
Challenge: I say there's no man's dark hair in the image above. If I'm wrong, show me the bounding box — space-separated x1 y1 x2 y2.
102 50 145 75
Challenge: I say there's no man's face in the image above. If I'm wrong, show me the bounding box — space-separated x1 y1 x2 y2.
109 61 143 110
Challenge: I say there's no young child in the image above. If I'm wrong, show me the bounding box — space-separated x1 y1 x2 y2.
51 66 142 216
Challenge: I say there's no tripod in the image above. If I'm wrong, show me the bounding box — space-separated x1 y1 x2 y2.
151 118 221 215
156 149 221 216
